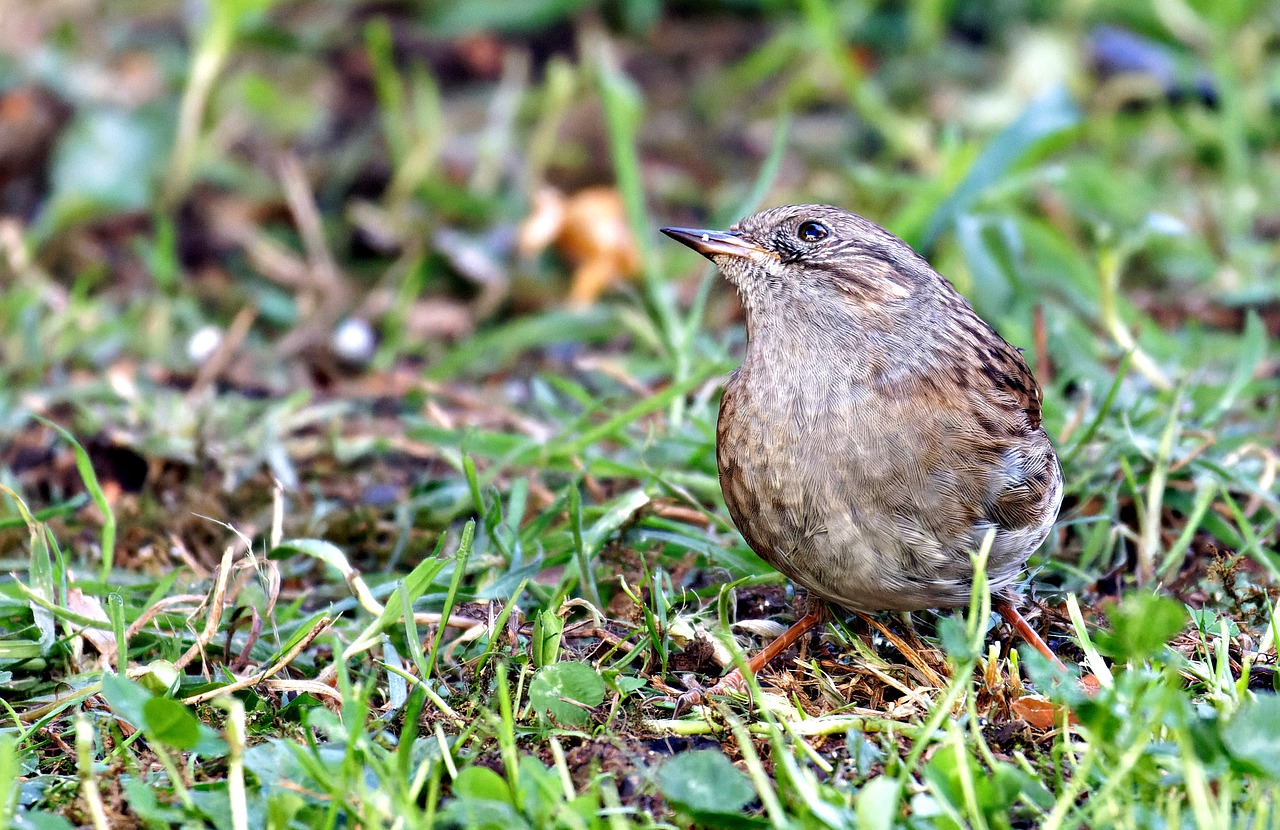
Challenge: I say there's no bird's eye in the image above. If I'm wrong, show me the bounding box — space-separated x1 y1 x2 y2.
797 221 829 243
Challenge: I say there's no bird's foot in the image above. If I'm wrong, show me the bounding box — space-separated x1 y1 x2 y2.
667 608 829 716
994 598 1068 673
671 669 748 716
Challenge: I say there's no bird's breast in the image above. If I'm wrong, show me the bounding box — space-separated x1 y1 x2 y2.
714 347 1054 612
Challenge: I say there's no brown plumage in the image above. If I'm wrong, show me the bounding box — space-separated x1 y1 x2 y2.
662 204 1065 695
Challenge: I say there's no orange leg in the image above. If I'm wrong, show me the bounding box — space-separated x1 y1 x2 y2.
676 609 827 709
674 600 1067 711
718 609 828 688
996 598 1067 672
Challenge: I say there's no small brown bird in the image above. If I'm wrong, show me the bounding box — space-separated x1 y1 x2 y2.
662 205 1066 694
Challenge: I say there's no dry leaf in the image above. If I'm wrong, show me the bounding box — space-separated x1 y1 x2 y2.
1010 694 1062 729
518 186 640 307
68 587 117 663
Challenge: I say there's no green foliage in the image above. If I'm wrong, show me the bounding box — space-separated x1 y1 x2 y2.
922 737 1052 829
424 0 596 38
532 607 565 668
1221 695 1280 779
100 674 228 756
2 0 1278 827
1093 592 1189 662
656 749 758 823
916 84 1082 251
35 416 116 579
39 107 169 238
527 662 605 726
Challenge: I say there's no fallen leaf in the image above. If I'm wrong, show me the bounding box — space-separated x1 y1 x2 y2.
1011 694 1062 729
518 186 640 307
68 587 117 664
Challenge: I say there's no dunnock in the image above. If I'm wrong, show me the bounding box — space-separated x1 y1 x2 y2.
662 205 1066 694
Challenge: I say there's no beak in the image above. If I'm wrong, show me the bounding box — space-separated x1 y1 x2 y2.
660 227 767 260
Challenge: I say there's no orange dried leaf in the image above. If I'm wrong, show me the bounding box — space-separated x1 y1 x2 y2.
517 187 566 257
558 187 639 269
1010 694 1061 729
518 186 640 307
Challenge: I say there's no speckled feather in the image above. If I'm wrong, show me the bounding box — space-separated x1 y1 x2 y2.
707 205 1063 612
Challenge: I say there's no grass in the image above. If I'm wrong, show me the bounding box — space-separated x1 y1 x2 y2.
3 1 1280 828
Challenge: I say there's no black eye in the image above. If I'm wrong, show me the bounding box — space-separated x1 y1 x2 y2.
797 221 829 243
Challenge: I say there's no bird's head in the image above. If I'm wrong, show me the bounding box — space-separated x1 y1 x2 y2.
662 204 937 316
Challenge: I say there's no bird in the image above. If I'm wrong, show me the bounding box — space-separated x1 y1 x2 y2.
661 204 1066 697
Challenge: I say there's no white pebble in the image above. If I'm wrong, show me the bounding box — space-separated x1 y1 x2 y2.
187 325 222 363
332 317 376 364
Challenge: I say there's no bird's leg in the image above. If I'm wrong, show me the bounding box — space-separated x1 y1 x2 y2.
996 598 1067 672
726 608 828 686
674 607 828 711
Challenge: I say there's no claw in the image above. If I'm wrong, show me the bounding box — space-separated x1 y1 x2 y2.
665 609 828 715
671 689 702 718
670 669 749 716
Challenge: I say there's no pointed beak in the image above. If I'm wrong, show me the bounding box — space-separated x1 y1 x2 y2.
660 227 768 260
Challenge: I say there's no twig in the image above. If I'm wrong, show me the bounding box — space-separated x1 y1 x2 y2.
859 613 946 687
183 616 333 705
187 304 257 401
126 594 210 638
174 543 239 673
642 713 915 738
